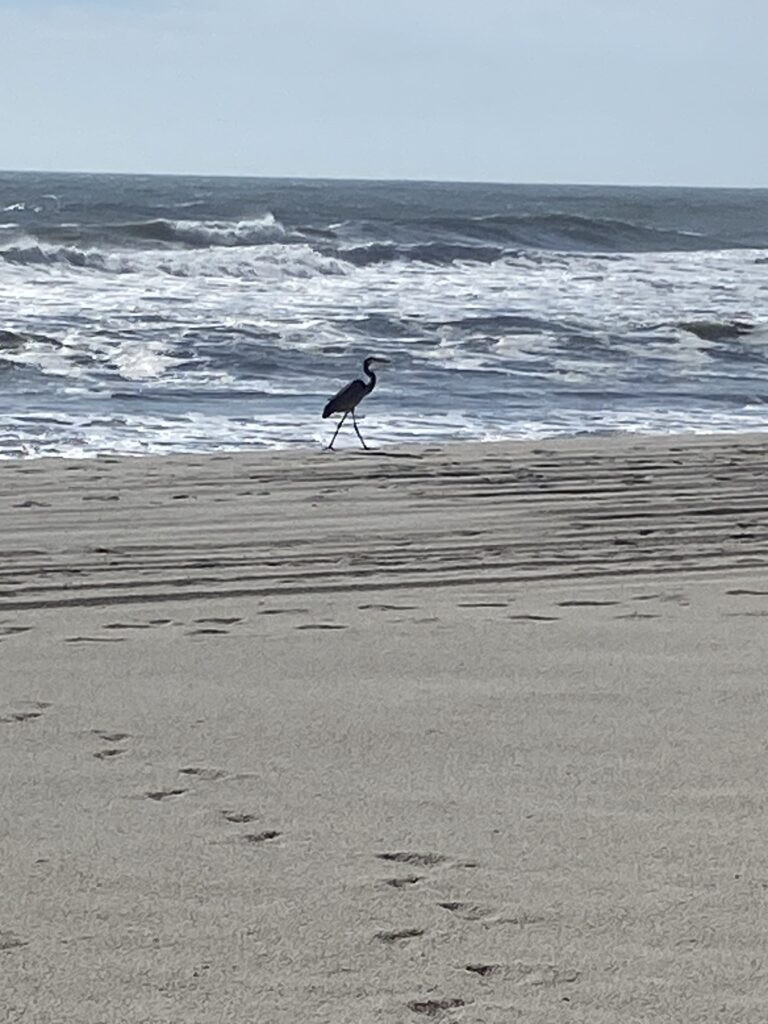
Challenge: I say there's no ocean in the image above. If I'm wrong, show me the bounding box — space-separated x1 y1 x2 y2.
1 171 767 457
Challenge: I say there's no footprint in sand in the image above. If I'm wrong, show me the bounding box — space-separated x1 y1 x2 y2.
92 730 130 743
179 766 228 781
377 851 478 872
145 788 186 801
93 748 126 761
465 964 500 977
242 830 281 844
0 931 28 951
91 729 130 760
384 875 423 889
377 852 449 868
408 998 466 1016
375 927 424 943
1 700 51 724
221 810 258 824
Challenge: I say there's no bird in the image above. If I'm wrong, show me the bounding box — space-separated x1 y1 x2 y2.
322 356 390 450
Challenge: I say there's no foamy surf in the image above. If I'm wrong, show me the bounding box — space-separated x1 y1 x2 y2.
1 171 767 457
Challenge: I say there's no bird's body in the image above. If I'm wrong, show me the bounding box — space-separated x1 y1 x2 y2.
323 360 377 419
322 356 389 449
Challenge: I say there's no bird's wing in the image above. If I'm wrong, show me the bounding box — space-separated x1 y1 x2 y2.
323 378 367 417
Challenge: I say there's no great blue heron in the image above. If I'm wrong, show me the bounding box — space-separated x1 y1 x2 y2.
322 356 390 450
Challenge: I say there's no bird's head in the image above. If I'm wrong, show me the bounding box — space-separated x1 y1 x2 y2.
363 355 391 372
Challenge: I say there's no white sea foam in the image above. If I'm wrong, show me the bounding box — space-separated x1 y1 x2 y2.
1 210 767 457
140 243 349 280
112 339 180 381
162 212 286 246
2 401 767 461
0 237 348 281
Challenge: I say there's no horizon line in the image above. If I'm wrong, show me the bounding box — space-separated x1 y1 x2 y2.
1 166 767 193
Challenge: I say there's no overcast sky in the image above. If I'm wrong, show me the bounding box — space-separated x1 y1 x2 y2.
1 0 766 186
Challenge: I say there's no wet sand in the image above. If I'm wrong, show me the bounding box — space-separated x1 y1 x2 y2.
2 433 768 1023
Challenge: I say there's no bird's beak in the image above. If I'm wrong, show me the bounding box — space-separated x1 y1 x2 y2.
373 357 391 366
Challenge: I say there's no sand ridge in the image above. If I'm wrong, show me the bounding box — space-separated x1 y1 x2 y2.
1 433 767 614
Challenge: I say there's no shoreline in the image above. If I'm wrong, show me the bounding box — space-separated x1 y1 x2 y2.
1 423 768 464
2 430 768 1022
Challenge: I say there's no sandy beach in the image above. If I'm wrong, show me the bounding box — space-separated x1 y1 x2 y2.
2 432 768 1023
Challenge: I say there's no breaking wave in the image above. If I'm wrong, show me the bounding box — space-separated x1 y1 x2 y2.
119 212 286 247
0 240 111 270
0 238 348 279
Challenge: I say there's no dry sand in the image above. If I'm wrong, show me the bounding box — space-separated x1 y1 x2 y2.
1 433 768 1023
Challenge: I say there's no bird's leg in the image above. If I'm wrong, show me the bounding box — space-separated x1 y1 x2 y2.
326 412 348 450
351 409 369 450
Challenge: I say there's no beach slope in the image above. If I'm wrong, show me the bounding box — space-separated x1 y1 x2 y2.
2 434 768 1023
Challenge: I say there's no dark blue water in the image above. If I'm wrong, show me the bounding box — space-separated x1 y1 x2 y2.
1 171 767 456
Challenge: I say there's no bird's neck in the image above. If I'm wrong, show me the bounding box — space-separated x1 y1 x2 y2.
364 365 376 392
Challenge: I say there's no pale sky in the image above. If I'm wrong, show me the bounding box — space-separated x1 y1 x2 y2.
1 0 766 186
